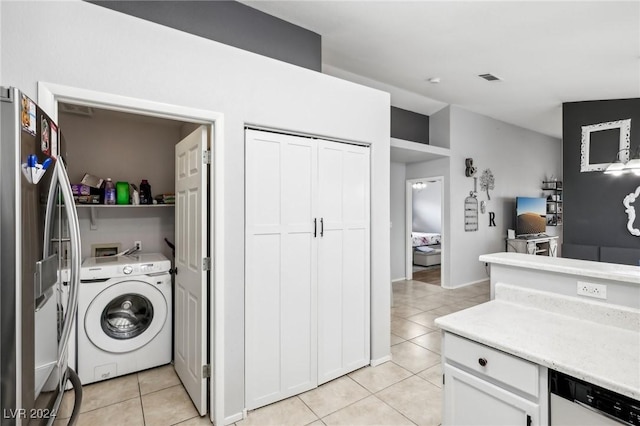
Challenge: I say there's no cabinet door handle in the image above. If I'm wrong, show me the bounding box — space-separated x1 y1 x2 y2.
313 218 317 238
320 218 324 237
478 357 488 367
526 414 532 426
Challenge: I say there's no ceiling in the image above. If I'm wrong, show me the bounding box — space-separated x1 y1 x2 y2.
242 1 640 139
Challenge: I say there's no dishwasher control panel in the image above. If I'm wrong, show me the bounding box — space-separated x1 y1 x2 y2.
550 370 640 425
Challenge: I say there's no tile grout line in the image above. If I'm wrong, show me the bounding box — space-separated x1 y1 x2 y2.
372 372 436 426
297 395 322 424
137 372 148 425
74 395 142 419
315 376 372 420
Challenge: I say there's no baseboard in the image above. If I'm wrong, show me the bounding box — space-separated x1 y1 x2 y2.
391 277 406 282
370 354 392 367
224 411 244 425
443 278 490 290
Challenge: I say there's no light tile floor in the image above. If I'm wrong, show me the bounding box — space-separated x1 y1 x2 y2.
56 279 490 426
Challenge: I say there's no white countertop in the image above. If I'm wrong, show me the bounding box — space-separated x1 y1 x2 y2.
480 252 640 284
435 283 640 400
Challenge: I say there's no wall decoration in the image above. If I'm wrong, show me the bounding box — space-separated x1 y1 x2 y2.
489 212 496 227
622 185 640 237
465 158 477 177
580 119 631 172
479 169 495 200
464 192 478 232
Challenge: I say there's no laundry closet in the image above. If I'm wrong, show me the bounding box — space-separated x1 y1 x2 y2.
58 105 195 260
58 104 210 415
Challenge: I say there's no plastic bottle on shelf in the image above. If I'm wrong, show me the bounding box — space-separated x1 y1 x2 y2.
139 179 152 205
104 178 116 205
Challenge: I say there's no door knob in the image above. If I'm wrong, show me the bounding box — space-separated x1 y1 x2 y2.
478 358 488 367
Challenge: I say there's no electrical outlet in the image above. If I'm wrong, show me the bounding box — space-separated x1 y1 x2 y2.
576 281 607 300
134 241 142 251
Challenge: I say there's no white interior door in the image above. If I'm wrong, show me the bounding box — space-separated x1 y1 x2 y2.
245 129 318 410
175 126 208 415
317 140 370 384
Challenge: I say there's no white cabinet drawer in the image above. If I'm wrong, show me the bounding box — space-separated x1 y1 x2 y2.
443 364 540 426
443 332 539 398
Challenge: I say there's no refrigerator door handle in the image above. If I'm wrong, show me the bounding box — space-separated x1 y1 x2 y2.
42 162 59 260
54 158 81 368
38 158 62 312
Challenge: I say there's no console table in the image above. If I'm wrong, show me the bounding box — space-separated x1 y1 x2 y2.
506 236 558 257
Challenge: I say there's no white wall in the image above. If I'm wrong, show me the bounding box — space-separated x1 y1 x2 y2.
76 206 175 260
429 106 450 149
390 162 406 280
1 2 391 421
404 106 561 288
59 109 181 194
449 106 561 287
412 181 442 233
407 106 562 288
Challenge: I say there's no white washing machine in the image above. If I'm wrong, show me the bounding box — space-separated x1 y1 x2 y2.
77 253 172 385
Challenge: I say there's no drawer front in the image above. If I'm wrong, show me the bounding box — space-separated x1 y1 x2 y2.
444 333 539 398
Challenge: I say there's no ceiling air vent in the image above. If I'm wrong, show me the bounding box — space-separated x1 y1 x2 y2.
60 103 94 117
478 73 502 82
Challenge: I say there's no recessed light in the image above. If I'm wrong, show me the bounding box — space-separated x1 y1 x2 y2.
478 73 502 82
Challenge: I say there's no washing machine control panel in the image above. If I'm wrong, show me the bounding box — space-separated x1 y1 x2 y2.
81 254 171 280
121 263 164 275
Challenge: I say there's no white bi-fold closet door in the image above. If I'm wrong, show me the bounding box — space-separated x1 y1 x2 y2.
245 129 370 410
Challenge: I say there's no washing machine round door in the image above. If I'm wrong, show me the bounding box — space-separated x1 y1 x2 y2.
84 280 168 353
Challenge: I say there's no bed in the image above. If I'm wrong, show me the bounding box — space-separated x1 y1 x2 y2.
412 232 442 267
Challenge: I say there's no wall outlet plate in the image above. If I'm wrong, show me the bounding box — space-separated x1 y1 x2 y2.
577 281 607 299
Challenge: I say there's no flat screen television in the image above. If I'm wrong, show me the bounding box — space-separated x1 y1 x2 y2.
515 197 546 236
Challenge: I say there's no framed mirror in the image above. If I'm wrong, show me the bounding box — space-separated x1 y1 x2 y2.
580 119 631 172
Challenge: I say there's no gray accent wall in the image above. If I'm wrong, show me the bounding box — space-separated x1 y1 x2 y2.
391 106 430 144
88 0 321 71
562 98 640 265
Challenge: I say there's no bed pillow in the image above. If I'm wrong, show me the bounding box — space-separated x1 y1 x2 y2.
416 246 435 253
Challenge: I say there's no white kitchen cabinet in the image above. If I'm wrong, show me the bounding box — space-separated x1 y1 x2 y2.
245 129 370 410
442 332 548 426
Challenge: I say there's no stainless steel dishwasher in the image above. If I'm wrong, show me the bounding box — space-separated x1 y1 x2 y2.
549 370 640 425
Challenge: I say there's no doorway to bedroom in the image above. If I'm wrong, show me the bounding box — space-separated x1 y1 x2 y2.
406 177 443 286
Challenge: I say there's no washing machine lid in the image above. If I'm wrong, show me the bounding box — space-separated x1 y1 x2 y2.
81 253 171 280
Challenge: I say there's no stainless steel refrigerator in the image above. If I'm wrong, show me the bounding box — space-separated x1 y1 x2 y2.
1 87 82 425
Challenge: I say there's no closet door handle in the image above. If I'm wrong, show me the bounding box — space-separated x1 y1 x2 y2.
313 218 317 238
320 218 324 237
